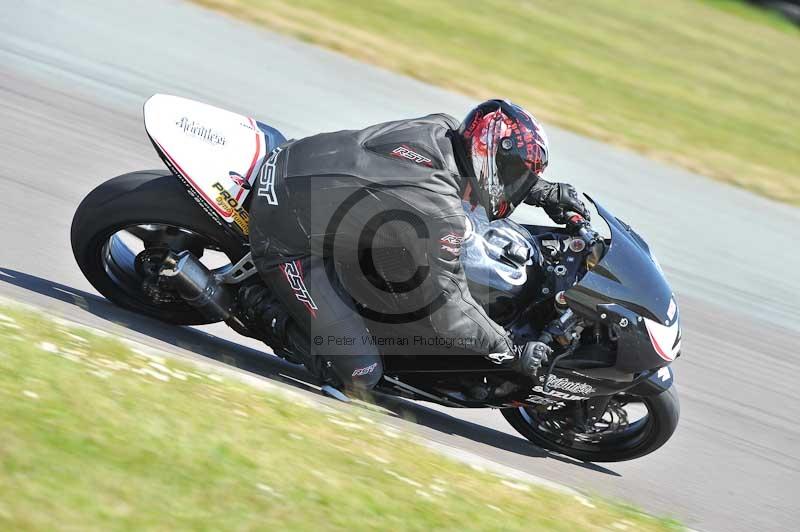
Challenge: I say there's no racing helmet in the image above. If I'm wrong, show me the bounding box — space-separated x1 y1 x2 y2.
457 100 549 220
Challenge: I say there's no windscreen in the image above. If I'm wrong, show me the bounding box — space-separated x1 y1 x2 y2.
566 199 674 324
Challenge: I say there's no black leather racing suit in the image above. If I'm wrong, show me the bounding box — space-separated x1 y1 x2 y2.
249 114 513 389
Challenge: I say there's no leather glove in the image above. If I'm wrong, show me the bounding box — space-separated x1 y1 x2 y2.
524 179 589 224
516 341 552 377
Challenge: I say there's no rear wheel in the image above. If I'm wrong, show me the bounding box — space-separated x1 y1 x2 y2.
71 170 247 325
502 386 679 462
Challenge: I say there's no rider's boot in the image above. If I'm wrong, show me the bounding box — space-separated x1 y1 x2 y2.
237 284 324 374
237 282 380 398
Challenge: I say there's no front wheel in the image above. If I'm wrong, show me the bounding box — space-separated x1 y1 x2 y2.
71 170 247 325
502 386 679 462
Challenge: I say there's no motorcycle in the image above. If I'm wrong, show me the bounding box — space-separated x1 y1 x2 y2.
71 95 681 462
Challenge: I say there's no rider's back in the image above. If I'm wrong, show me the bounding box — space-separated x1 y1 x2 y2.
249 113 466 267
249 113 511 358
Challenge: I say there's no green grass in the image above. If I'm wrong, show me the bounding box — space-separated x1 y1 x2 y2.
698 0 800 33
0 303 682 530
195 0 800 205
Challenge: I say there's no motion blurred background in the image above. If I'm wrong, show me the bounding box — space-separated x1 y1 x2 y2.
197 0 800 205
0 1 798 530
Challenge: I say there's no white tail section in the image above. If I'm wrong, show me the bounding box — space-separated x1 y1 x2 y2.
143 94 267 234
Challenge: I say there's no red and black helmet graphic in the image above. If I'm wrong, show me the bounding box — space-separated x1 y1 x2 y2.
458 100 549 220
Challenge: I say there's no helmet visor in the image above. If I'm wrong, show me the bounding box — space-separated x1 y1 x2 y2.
498 165 540 214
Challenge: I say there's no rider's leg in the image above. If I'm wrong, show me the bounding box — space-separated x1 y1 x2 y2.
260 255 382 391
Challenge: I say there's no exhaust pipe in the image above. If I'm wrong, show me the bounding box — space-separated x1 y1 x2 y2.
159 251 233 321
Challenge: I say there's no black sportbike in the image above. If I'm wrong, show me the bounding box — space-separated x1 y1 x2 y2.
71 95 681 462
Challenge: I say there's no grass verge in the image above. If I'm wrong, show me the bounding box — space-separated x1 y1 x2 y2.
0 303 681 530
194 0 800 205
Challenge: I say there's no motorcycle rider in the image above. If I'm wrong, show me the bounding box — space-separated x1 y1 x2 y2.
246 99 589 392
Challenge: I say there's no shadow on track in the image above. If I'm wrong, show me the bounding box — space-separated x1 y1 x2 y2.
0 267 312 383
0 267 620 476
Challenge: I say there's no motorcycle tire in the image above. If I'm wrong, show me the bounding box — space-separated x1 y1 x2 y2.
71 170 247 325
502 385 680 462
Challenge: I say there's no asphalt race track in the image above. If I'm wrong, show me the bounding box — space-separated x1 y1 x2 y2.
1 1 798 530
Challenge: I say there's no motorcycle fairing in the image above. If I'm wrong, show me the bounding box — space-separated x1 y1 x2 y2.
566 198 681 372
143 94 269 234
569 198 676 325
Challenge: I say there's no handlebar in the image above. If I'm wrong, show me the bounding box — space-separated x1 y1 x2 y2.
564 211 596 244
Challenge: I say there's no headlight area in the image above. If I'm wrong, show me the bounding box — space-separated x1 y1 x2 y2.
643 317 681 362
